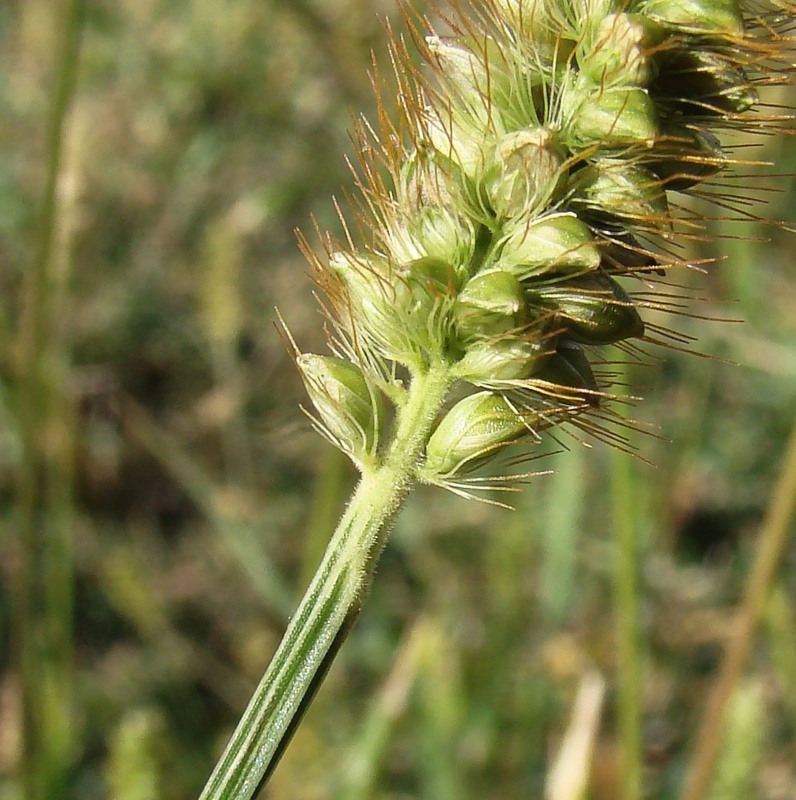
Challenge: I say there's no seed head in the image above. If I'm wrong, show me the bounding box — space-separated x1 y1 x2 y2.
294 0 794 480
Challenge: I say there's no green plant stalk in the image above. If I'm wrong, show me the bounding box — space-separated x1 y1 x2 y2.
16 0 85 798
415 621 467 800
199 361 452 800
540 447 585 626
679 416 796 800
612 428 643 800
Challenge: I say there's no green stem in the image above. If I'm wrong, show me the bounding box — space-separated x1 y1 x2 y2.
16 1 85 798
199 361 452 800
612 439 643 800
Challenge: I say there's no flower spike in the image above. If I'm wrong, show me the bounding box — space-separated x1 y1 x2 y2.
201 3 795 796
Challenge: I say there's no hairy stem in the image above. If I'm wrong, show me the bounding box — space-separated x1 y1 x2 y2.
199 361 452 799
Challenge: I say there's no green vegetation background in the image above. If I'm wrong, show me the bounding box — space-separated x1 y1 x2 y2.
2 1 795 798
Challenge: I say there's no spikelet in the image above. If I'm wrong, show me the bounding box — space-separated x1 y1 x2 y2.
296 0 795 483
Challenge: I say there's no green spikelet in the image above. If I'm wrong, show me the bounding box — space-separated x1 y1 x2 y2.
297 354 384 467
421 391 534 479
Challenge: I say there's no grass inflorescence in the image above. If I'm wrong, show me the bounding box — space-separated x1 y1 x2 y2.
295 0 795 491
198 1 796 798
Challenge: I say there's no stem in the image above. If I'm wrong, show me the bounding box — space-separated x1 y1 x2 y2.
678 417 796 800
612 435 643 800
16 1 85 797
199 362 452 800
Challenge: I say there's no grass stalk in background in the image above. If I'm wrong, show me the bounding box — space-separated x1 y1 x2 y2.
679 417 796 800
612 391 643 800
545 670 606 800
704 680 765 800
14 0 85 797
540 447 586 626
199 212 257 489
336 618 430 800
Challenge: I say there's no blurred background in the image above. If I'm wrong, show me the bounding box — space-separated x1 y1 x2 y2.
2 1 795 798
